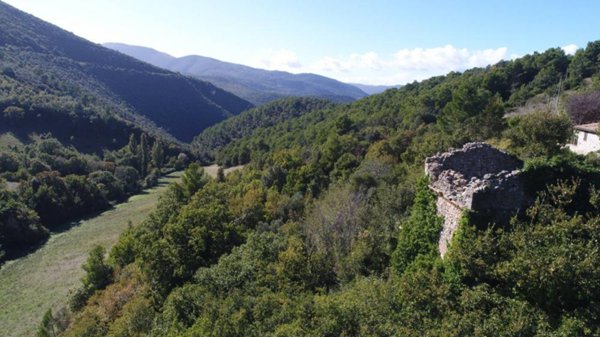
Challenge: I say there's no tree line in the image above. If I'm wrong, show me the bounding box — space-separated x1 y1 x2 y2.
0 132 191 264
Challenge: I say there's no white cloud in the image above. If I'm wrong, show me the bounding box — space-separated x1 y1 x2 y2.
310 52 382 73
255 49 302 72
308 45 508 85
392 45 507 71
561 44 578 55
251 45 510 85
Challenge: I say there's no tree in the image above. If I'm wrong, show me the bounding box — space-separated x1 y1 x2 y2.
70 245 113 311
504 109 572 158
139 133 149 176
179 163 208 199
216 166 225 182
151 140 165 169
566 90 600 124
81 245 112 293
36 309 56 337
127 134 138 154
114 165 140 194
391 178 443 275
70 246 113 311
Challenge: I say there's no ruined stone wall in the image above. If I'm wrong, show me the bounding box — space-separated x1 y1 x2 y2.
425 143 522 182
436 196 463 257
470 171 524 212
425 142 525 256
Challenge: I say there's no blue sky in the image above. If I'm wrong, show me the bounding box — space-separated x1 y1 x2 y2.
4 0 599 85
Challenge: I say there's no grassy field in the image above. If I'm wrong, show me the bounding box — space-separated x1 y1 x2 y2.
0 132 24 151
0 172 182 337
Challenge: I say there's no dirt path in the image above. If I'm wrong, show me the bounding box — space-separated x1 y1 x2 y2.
0 172 182 337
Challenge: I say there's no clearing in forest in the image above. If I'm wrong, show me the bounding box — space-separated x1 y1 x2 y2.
0 172 182 337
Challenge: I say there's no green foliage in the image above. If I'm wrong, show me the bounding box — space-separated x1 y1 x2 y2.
108 222 136 268
106 295 154 337
138 133 149 176
36 309 57 337
62 39 600 336
151 139 166 169
216 166 225 182
70 245 113 311
193 97 334 163
178 163 209 199
0 2 252 144
0 188 47 252
504 109 572 158
0 131 189 264
392 178 443 274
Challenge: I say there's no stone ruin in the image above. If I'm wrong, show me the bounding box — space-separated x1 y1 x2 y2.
424 142 525 256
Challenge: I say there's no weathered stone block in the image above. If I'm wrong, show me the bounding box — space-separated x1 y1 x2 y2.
425 142 524 256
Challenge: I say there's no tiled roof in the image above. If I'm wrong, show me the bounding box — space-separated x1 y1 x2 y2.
574 123 599 134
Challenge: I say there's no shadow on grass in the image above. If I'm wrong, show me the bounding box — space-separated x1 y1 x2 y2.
2 205 115 264
1 173 180 267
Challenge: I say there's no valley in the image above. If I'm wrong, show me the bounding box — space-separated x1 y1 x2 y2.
1 1 600 336
0 172 182 337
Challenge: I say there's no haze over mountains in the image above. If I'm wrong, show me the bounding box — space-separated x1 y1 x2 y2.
104 43 372 105
0 2 252 145
350 83 401 95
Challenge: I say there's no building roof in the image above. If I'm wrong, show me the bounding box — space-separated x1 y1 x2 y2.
574 123 599 134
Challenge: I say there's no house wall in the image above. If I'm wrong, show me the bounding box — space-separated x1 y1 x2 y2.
569 131 600 155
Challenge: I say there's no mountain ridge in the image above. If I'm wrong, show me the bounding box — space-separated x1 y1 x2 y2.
0 2 252 144
104 42 369 105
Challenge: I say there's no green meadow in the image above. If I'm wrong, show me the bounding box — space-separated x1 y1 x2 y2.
0 172 182 337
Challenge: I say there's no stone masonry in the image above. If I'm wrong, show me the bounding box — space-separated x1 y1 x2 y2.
424 142 524 256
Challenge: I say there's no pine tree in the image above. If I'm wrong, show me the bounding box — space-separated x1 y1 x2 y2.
139 133 149 176
82 245 113 292
391 178 443 274
151 140 165 169
216 166 225 182
36 309 56 337
180 163 208 198
127 134 138 154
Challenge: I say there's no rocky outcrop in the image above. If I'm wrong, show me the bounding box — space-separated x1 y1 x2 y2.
425 143 524 256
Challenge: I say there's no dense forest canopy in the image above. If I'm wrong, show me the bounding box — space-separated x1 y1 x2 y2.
41 40 600 336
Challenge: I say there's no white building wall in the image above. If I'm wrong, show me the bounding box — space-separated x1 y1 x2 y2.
568 131 600 155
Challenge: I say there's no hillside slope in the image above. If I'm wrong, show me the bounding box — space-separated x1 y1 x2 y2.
104 43 368 105
0 2 252 144
55 41 600 336
192 97 335 161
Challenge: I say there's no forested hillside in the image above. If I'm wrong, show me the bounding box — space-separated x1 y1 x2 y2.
104 43 368 105
0 2 252 144
49 41 600 336
0 132 191 264
192 97 336 162
0 2 252 265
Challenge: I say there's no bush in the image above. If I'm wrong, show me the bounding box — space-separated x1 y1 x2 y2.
391 178 443 275
504 109 572 158
71 245 113 311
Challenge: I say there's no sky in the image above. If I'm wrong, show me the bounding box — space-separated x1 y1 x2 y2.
4 0 600 85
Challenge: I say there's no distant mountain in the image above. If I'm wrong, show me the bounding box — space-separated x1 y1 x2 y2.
0 3 252 145
349 83 401 95
104 43 368 105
